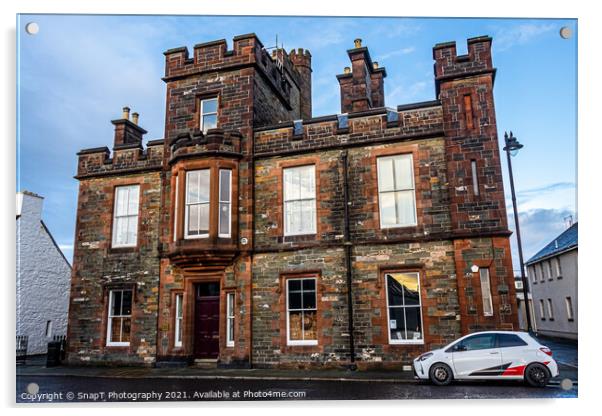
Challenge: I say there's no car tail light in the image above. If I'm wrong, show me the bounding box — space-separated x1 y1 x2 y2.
540 347 553 356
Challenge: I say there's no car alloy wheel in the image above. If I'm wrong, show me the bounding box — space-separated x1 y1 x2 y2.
429 363 453 386
525 363 550 387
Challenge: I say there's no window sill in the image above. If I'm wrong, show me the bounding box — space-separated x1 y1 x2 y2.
184 234 210 240
287 341 318 347
105 343 130 348
226 343 235 348
380 223 418 230
109 246 138 254
548 318 555 321
389 340 424 345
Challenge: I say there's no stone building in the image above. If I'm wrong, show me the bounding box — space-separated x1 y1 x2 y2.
67 33 518 369
17 191 72 355
525 222 577 340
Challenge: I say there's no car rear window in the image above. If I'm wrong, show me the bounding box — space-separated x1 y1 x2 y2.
498 333 528 348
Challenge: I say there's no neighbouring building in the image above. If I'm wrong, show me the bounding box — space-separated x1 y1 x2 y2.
17 191 72 355
525 222 577 340
67 33 518 369
515 275 537 333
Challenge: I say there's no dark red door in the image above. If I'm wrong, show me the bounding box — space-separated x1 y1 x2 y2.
194 282 220 359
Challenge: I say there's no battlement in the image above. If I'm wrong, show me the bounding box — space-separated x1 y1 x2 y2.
163 33 262 80
76 139 164 179
254 102 442 157
169 128 243 164
433 36 494 89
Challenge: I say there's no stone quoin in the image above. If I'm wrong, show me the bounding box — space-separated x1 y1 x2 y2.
67 33 518 369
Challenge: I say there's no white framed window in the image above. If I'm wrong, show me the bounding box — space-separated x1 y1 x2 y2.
283 165 316 236
531 266 537 284
554 258 562 278
377 154 417 228
174 293 183 347
539 264 545 282
107 289 132 346
385 272 423 344
226 292 235 347
565 297 574 320
185 169 210 238
539 299 546 320
112 185 140 247
546 261 553 281
200 97 218 133
286 277 318 346
547 299 554 320
479 268 493 317
218 169 232 238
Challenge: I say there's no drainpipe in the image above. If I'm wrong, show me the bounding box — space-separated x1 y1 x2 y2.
341 150 356 370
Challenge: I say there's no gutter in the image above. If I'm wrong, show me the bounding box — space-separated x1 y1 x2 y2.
341 150 356 370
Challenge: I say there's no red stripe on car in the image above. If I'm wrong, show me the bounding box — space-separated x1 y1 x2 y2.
502 365 526 376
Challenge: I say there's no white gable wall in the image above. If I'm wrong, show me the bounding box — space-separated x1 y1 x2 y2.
16 192 72 355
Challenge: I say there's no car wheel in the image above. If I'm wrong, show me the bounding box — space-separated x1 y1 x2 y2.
429 362 453 386
525 363 550 387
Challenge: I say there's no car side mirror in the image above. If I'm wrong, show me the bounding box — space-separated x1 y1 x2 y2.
454 344 466 352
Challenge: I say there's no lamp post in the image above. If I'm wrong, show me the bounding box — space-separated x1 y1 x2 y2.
503 131 533 333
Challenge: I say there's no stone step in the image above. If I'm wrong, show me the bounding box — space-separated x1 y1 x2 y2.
193 359 218 369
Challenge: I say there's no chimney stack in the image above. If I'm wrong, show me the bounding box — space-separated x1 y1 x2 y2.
337 39 387 113
111 106 147 148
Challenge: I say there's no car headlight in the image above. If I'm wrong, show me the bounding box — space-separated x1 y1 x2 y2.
418 352 434 361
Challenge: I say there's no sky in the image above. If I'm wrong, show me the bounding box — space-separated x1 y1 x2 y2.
16 15 577 273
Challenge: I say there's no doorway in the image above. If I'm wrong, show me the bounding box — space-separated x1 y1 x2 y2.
193 282 220 359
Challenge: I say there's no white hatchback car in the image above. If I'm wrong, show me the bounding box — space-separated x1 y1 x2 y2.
413 331 559 387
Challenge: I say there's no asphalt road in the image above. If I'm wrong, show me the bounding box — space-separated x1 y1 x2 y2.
16 375 577 402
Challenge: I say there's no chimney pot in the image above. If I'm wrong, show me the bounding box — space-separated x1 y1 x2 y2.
344 66 351 74
373 61 379 69
354 38 362 48
122 106 131 120
132 112 139 125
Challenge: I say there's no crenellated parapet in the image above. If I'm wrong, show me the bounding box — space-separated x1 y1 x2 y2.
433 36 495 96
254 102 442 157
76 140 164 179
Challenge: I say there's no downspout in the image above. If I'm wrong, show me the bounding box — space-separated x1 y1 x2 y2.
341 150 356 370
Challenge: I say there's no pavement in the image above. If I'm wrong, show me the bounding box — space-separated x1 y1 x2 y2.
16 357 577 384
16 339 578 402
16 374 577 402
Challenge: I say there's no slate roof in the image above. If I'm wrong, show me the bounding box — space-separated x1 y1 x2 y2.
526 222 578 265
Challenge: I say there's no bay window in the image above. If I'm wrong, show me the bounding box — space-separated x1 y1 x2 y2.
107 289 132 346
286 277 317 345
377 154 417 228
283 165 316 236
385 272 423 343
112 185 140 247
185 169 210 238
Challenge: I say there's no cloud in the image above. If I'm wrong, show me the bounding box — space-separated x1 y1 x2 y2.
507 181 576 213
377 46 415 61
493 23 556 52
507 208 575 273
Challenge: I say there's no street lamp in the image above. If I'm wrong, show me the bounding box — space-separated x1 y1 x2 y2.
503 131 533 333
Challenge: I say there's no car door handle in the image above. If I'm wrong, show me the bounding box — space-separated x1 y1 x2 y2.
489 352 499 354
